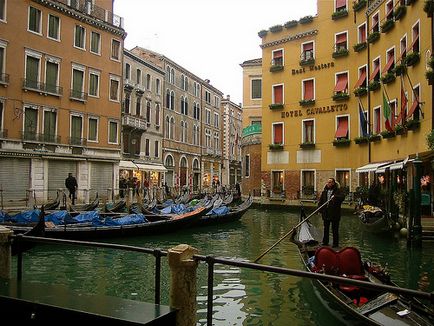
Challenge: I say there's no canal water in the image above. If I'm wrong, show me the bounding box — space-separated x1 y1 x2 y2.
13 207 434 325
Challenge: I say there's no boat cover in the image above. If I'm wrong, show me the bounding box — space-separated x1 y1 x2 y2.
206 206 230 216
10 209 41 224
103 214 147 226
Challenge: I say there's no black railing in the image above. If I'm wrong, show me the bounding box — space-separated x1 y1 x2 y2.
21 132 61 143
68 136 87 146
22 79 62 96
70 89 88 101
10 235 434 326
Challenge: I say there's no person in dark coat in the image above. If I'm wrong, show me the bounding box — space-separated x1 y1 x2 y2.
65 173 78 205
318 178 345 248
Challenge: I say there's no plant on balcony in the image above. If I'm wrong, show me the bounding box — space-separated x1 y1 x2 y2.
353 42 367 52
406 119 420 131
369 134 382 142
299 15 313 24
381 130 396 139
394 124 406 135
269 143 284 150
394 5 407 20
269 103 284 110
367 32 380 44
258 30 268 38
403 52 420 66
284 20 298 29
299 142 315 149
354 87 368 97
332 9 348 20
368 80 381 92
427 129 434 150
270 64 284 72
381 19 395 33
429 56 434 69
269 24 283 33
393 64 406 76
381 72 396 84
353 0 367 12
333 138 351 147
299 99 315 106
426 69 434 85
354 136 369 144
332 92 350 101
424 0 434 17
300 57 315 66
332 48 349 58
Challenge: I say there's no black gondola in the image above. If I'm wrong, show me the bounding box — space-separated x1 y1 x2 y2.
11 207 45 256
358 205 395 233
70 193 99 212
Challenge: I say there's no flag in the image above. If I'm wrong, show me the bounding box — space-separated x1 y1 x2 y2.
358 105 368 137
400 78 407 124
383 92 394 132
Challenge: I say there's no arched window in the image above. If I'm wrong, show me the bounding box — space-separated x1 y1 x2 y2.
155 104 160 126
146 101 151 124
170 117 175 140
184 98 188 116
165 116 170 138
170 90 175 111
184 76 188 92
180 121 185 142
166 89 170 109
193 158 199 170
166 66 170 82
165 154 174 167
170 68 175 84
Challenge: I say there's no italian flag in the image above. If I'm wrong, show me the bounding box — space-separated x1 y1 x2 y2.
383 92 394 132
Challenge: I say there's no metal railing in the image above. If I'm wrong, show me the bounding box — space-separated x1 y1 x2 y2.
10 235 434 326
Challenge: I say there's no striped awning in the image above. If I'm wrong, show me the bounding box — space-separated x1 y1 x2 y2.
355 161 391 173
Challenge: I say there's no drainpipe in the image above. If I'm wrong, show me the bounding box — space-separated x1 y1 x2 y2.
411 154 422 247
366 7 372 165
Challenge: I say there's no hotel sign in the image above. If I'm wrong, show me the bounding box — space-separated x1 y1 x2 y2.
292 62 335 75
280 104 348 119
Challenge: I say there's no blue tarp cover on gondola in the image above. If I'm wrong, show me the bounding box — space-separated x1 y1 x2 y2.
0 211 10 222
206 206 230 216
10 209 41 224
103 214 147 226
45 210 71 225
73 211 100 224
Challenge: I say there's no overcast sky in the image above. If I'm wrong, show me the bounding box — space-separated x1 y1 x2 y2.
114 0 317 105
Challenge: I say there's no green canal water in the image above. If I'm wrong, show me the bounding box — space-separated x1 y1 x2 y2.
13 207 434 325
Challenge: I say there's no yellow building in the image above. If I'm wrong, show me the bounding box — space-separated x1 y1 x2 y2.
0 0 126 204
260 0 432 201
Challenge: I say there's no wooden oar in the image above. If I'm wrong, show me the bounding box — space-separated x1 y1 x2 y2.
253 196 334 263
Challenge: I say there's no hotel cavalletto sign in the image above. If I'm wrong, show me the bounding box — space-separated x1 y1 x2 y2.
281 103 348 119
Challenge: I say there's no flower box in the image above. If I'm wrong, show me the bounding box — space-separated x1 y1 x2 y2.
269 103 284 110
333 139 351 147
299 142 316 149
381 130 396 139
354 136 369 144
369 134 382 142
299 99 315 106
332 93 350 101
270 64 284 72
300 58 315 66
353 42 367 52
403 52 420 66
269 24 283 33
393 64 406 76
332 48 349 58
394 5 407 20
284 20 298 29
406 119 420 131
354 87 368 97
381 19 395 33
269 143 284 150
258 30 268 38
369 80 380 92
299 15 313 24
332 9 348 20
353 0 367 12
394 125 406 135
368 32 380 44
426 69 434 85
381 72 396 84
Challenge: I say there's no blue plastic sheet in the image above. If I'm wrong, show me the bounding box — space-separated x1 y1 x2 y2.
206 206 230 216
73 211 101 225
10 209 41 224
103 214 147 226
0 211 10 222
45 210 71 225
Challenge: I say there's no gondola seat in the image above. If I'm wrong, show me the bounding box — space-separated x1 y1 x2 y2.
313 246 339 274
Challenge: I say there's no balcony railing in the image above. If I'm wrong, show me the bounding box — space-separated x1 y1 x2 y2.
121 114 147 131
68 136 87 146
0 129 7 138
21 79 62 95
70 89 88 102
0 73 9 85
45 83 63 96
21 132 61 143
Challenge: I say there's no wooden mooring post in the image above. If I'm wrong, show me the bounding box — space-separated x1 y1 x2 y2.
0 226 13 279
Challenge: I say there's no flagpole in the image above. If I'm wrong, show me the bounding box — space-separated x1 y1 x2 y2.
405 72 424 119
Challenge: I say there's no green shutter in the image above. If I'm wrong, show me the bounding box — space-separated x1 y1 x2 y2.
71 116 82 144
26 56 39 88
44 111 56 142
109 122 117 143
72 69 83 97
24 108 38 140
88 118 97 141
45 62 58 93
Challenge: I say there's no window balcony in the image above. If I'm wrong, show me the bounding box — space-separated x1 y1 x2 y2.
70 89 88 102
332 8 348 20
367 32 380 44
299 99 315 106
299 142 315 149
381 72 396 84
45 83 63 96
21 132 61 143
22 79 45 93
300 51 315 66
68 136 87 146
0 73 9 86
332 92 350 101
332 47 349 58
122 114 147 131
353 0 367 12
353 42 367 53
333 138 351 147
203 147 214 156
124 79 135 91
381 19 395 33
135 84 145 96
269 143 284 151
353 87 368 97
269 103 284 110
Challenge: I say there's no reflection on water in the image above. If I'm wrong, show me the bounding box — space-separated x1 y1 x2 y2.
13 207 434 325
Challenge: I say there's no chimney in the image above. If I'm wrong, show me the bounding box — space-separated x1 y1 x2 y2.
205 79 210 83
226 95 230 100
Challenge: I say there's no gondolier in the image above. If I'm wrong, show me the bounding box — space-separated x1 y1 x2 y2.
65 173 78 205
318 178 345 248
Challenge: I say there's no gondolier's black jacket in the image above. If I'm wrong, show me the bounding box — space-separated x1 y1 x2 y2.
318 185 345 221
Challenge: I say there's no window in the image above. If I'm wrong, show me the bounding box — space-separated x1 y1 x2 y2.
205 109 211 125
214 131 219 150
156 78 161 95
70 115 82 145
373 107 381 134
71 66 85 100
135 97 141 116
385 0 394 20
155 104 160 126
400 36 407 60
111 39 121 60
109 76 120 101
165 116 170 138
301 170 315 197
335 32 347 51
272 49 283 66
89 71 100 97
359 105 368 137
335 0 347 11
251 79 262 99
272 84 283 104
45 58 60 94
382 49 395 75
336 170 350 194
272 171 283 193
214 113 219 128
123 93 130 114
74 25 85 49
272 122 283 144
181 96 188 115
145 138 150 156
170 117 175 140
205 129 211 148
372 12 380 33
205 91 211 103
136 69 141 85
125 63 131 80
0 0 5 21
0 45 4 82
146 74 151 90
184 76 188 92
301 42 314 61
302 119 315 144
407 85 420 120
90 31 101 54
334 72 348 94
354 65 367 89
24 106 38 140
410 22 420 53
154 140 159 158
245 155 250 177
302 79 314 100
335 115 349 139
42 110 56 142
193 124 199 145
358 23 367 43
388 100 397 129
88 117 98 142
48 14 60 40
369 58 380 82
108 120 118 144
193 103 200 120
25 52 41 89
146 101 151 123
28 6 41 34
359 172 369 188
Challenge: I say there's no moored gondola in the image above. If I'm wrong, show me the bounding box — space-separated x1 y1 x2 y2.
358 205 395 233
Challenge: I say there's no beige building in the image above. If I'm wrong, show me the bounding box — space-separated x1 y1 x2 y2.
121 49 166 187
0 0 125 204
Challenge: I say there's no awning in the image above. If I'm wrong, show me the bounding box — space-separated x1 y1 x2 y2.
355 161 391 173
389 161 404 171
375 163 392 174
335 118 348 138
135 163 167 172
119 160 137 169
354 70 367 89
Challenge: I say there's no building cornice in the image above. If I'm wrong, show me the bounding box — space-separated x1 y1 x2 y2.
260 29 318 49
124 50 165 75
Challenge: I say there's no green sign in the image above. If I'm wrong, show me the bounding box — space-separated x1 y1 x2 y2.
242 124 262 137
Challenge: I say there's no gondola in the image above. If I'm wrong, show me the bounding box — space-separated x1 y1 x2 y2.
104 199 126 213
291 219 434 325
194 194 253 227
69 193 99 212
43 192 61 210
5 199 214 240
358 205 394 233
11 207 45 256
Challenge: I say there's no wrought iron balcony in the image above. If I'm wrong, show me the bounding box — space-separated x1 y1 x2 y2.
45 83 63 96
70 89 88 102
21 132 61 143
22 79 45 92
68 136 87 146
122 114 147 131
